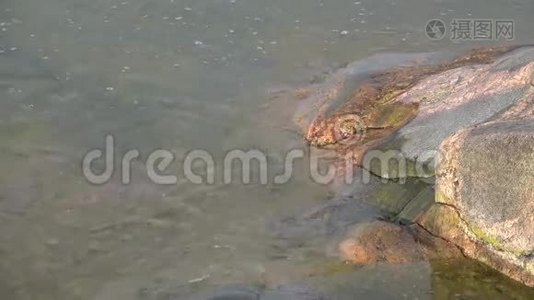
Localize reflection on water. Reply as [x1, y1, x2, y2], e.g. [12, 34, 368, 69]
[0, 0, 533, 299]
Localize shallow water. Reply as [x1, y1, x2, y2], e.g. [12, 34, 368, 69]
[1, 0, 534, 299]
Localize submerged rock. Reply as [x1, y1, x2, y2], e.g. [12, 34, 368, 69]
[338, 221, 425, 265]
[186, 284, 326, 300]
[205, 286, 262, 300]
[269, 168, 434, 244]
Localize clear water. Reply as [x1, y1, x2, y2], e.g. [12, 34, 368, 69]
[0, 0, 533, 299]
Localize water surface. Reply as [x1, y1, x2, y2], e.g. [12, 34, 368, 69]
[1, 0, 534, 299]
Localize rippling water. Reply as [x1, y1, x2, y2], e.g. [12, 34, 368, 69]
[1, 0, 533, 299]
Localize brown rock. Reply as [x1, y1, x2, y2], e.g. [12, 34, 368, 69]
[338, 221, 425, 265]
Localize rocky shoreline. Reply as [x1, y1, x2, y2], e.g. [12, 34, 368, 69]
[294, 46, 534, 286]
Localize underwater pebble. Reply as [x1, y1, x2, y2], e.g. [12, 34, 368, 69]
[188, 274, 210, 283]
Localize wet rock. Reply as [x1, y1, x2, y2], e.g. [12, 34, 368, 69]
[393, 185, 435, 225]
[269, 167, 435, 245]
[298, 47, 516, 144]
[292, 45, 534, 286]
[338, 221, 425, 265]
[295, 46, 533, 180]
[293, 51, 451, 131]
[269, 168, 438, 273]
[181, 285, 262, 300]
[205, 286, 262, 300]
[368, 46, 534, 179]
[422, 118, 534, 286]
[336, 220, 462, 271]
[292, 51, 467, 158]
[188, 284, 325, 300]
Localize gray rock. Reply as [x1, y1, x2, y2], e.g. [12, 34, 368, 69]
[368, 46, 534, 179]
[428, 118, 534, 286]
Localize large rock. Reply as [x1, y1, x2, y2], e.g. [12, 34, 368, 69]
[292, 46, 534, 287]
[295, 47, 503, 162]
[419, 117, 534, 286]
[377, 48, 534, 285]
[295, 46, 534, 180]
[367, 46, 534, 179]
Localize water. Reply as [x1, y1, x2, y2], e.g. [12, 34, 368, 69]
[1, 0, 533, 299]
